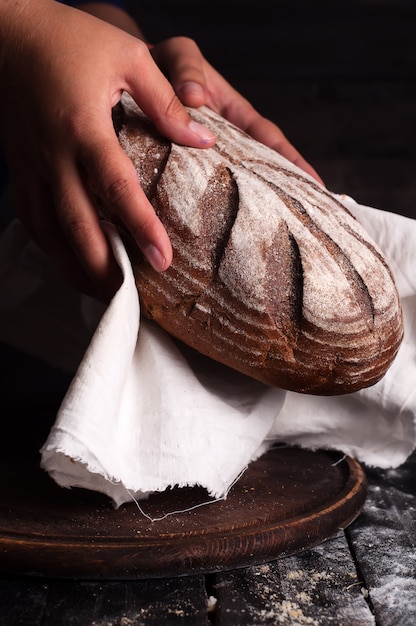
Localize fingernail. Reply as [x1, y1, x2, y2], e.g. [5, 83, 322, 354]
[189, 120, 216, 145]
[145, 244, 168, 272]
[179, 81, 204, 99]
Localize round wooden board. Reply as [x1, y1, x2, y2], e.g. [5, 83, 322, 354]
[0, 446, 367, 579]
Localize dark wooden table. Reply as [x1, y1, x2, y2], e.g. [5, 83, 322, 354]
[1, 447, 415, 624]
[1, 1, 416, 623]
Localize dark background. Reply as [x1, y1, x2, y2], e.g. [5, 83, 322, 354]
[127, 0, 416, 220]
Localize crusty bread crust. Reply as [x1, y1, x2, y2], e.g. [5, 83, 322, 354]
[107, 94, 403, 395]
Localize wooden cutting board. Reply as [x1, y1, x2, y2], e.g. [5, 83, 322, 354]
[0, 445, 366, 579]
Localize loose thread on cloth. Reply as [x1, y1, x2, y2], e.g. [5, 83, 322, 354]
[125, 466, 249, 522]
[332, 453, 347, 466]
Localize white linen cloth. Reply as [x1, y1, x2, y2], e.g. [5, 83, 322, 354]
[1, 195, 415, 507]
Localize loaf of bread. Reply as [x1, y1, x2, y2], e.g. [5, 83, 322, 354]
[107, 93, 403, 395]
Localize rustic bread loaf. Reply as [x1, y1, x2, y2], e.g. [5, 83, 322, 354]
[108, 93, 403, 395]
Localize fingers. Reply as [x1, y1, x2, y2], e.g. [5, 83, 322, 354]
[151, 37, 209, 108]
[54, 160, 123, 293]
[125, 40, 215, 148]
[13, 166, 122, 302]
[1, 7, 219, 301]
[75, 119, 174, 269]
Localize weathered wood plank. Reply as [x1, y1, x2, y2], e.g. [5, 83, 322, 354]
[347, 452, 416, 626]
[41, 576, 209, 626]
[211, 533, 374, 625]
[0, 575, 211, 626]
[0, 577, 48, 626]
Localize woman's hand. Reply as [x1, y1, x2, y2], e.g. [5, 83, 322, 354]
[0, 2, 322, 303]
[151, 36, 323, 185]
[0, 1, 216, 301]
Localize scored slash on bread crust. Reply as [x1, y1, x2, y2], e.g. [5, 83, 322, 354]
[105, 94, 403, 395]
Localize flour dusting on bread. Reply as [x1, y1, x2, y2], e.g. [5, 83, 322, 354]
[106, 93, 403, 394]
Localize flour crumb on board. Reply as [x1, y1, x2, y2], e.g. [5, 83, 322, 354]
[207, 595, 218, 613]
[259, 600, 318, 625]
[286, 568, 332, 586]
[295, 591, 313, 605]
